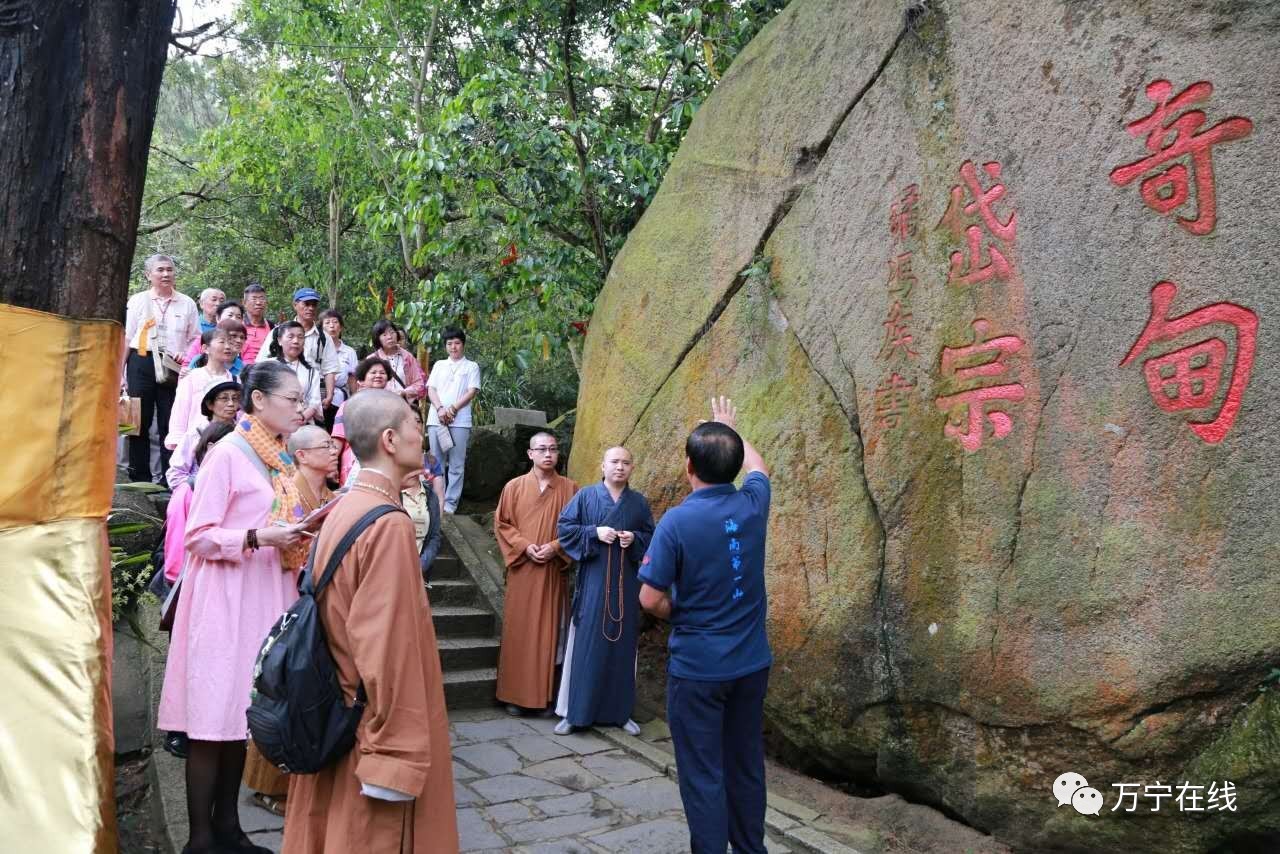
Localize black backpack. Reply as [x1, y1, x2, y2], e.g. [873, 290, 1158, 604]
[246, 504, 404, 774]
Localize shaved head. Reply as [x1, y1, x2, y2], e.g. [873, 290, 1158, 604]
[602, 446, 632, 464]
[528, 431, 557, 449]
[346, 389, 415, 461]
[287, 425, 330, 456]
[601, 444, 635, 486]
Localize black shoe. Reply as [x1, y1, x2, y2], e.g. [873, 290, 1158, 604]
[163, 731, 189, 759]
[213, 829, 274, 854]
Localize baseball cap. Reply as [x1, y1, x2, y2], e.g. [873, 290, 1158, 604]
[292, 287, 321, 303]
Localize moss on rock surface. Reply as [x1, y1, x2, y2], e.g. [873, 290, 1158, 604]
[570, 1, 1280, 850]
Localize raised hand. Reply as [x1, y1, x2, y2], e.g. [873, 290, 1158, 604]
[710, 395, 737, 429]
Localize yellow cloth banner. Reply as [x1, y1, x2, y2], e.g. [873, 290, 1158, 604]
[0, 304, 121, 851]
[0, 518, 115, 850]
[0, 304, 120, 527]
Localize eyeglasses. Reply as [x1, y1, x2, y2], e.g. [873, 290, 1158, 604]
[213, 393, 241, 404]
[268, 392, 305, 408]
[296, 442, 337, 451]
[531, 446, 559, 454]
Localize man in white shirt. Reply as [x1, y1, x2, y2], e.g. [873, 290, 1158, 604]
[426, 327, 482, 514]
[255, 286, 339, 410]
[121, 254, 201, 483]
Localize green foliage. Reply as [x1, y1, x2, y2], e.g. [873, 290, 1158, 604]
[135, 0, 790, 413]
[1260, 668, 1280, 693]
[108, 516, 157, 628]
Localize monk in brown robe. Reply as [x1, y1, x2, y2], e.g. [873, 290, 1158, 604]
[494, 430, 578, 714]
[290, 424, 337, 512]
[283, 391, 458, 854]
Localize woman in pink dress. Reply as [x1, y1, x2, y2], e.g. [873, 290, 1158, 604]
[165, 324, 239, 449]
[158, 361, 311, 854]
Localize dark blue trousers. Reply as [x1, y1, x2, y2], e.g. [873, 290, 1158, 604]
[667, 666, 770, 854]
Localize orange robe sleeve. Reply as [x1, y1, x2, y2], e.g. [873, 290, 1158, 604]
[346, 513, 434, 796]
[494, 478, 533, 571]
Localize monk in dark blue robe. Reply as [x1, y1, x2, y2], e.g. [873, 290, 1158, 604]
[554, 446, 655, 734]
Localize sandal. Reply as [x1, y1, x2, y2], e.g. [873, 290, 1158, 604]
[250, 791, 287, 817]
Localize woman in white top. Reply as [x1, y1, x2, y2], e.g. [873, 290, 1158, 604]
[319, 309, 359, 408]
[269, 320, 323, 424]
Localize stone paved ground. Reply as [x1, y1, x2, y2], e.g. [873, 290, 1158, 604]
[230, 706, 799, 853]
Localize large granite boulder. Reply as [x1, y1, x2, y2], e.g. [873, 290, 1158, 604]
[569, 1, 1280, 851]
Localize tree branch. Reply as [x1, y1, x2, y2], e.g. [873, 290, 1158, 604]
[559, 0, 609, 272]
[169, 21, 233, 56]
[149, 145, 200, 172]
[337, 62, 431, 280]
[645, 23, 696, 144]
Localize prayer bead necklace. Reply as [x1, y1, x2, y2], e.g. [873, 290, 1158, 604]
[603, 544, 625, 643]
[353, 481, 398, 504]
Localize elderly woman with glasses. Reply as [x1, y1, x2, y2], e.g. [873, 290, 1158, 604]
[165, 381, 242, 492]
[331, 355, 392, 484]
[158, 362, 313, 854]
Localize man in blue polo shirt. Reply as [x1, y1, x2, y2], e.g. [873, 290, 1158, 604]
[639, 396, 772, 854]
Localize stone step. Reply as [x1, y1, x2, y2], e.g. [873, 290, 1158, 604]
[437, 636, 501, 671]
[429, 552, 465, 580]
[426, 577, 478, 609]
[431, 605, 495, 638]
[442, 667, 497, 708]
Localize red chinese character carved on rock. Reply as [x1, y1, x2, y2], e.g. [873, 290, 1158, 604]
[880, 300, 919, 361]
[935, 319, 1026, 453]
[1119, 281, 1258, 444]
[1109, 80, 1253, 236]
[937, 161, 1017, 287]
[889, 184, 920, 243]
[874, 372, 916, 430]
[888, 252, 916, 299]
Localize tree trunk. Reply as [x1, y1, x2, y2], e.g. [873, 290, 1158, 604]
[328, 169, 341, 306]
[0, 4, 174, 850]
[0, 0, 175, 318]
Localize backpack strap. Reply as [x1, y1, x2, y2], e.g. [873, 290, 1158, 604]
[301, 503, 405, 599]
[300, 502, 405, 708]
